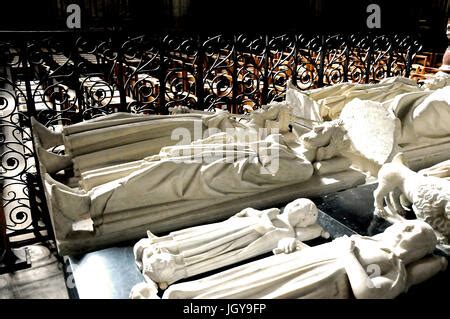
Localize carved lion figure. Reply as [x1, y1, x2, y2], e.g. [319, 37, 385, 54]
[374, 153, 450, 249]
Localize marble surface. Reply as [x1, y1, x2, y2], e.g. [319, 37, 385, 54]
[66, 246, 143, 299]
[313, 182, 392, 237]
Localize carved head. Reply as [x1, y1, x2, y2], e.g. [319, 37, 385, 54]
[284, 198, 319, 227]
[381, 220, 437, 264]
[301, 125, 328, 148]
[142, 251, 178, 284]
[129, 282, 160, 299]
[300, 119, 345, 150]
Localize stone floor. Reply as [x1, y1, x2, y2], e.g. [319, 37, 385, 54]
[0, 244, 68, 299]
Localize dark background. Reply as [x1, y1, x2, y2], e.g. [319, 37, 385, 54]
[0, 0, 448, 50]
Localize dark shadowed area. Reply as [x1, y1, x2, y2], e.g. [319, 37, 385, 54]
[0, 0, 448, 50]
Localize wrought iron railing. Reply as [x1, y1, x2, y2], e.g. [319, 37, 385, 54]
[0, 31, 421, 256]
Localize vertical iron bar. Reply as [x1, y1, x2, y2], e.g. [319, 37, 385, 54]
[0, 189, 12, 267]
[21, 41, 36, 124]
[261, 34, 270, 106]
[71, 30, 84, 123]
[159, 35, 167, 113]
[365, 35, 373, 83]
[317, 35, 326, 88]
[195, 34, 204, 110]
[115, 33, 127, 111]
[405, 50, 413, 78]
[231, 35, 239, 114]
[343, 35, 349, 83]
[404, 38, 419, 78]
[26, 173, 53, 243]
[386, 36, 393, 78]
[292, 34, 299, 88]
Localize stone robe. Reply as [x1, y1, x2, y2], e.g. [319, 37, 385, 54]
[162, 234, 407, 299]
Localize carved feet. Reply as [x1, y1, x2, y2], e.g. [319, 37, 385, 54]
[31, 117, 64, 149]
[36, 145, 72, 174]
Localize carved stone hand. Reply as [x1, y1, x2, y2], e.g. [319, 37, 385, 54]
[275, 237, 301, 254]
[334, 236, 355, 253]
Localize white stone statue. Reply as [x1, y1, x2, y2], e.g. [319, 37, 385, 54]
[46, 132, 316, 229]
[247, 101, 292, 134]
[132, 198, 329, 290]
[155, 220, 446, 299]
[392, 86, 450, 145]
[33, 105, 365, 255]
[340, 98, 400, 167]
[129, 281, 159, 299]
[32, 111, 245, 175]
[40, 114, 355, 238]
[374, 153, 450, 252]
[287, 76, 450, 174]
[300, 119, 352, 175]
[287, 76, 421, 121]
[32, 103, 300, 175]
[421, 71, 450, 90]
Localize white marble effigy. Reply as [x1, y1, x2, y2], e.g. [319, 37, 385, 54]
[131, 198, 329, 290]
[32, 103, 365, 255]
[286, 75, 450, 175]
[153, 220, 447, 299]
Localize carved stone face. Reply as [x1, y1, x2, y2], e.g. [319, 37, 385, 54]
[143, 251, 178, 283]
[301, 120, 345, 150]
[284, 198, 318, 227]
[301, 126, 328, 146]
[381, 220, 437, 264]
